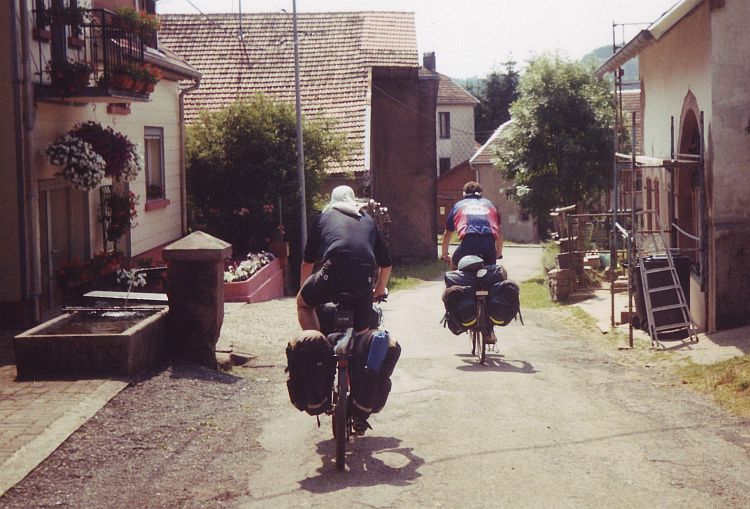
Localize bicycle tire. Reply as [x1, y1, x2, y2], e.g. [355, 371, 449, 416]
[334, 369, 348, 471]
[476, 299, 486, 364]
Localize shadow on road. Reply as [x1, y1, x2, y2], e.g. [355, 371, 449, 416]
[454, 353, 537, 373]
[298, 436, 424, 493]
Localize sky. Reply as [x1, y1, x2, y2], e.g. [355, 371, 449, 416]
[156, 0, 680, 79]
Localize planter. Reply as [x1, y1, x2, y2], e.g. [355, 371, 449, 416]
[110, 73, 133, 90]
[224, 258, 283, 303]
[143, 82, 156, 94]
[131, 79, 144, 93]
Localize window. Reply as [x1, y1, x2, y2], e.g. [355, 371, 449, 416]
[521, 211, 530, 222]
[439, 158, 451, 175]
[144, 127, 166, 205]
[439, 112, 451, 139]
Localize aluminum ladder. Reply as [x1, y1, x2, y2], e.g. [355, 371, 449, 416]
[634, 212, 699, 349]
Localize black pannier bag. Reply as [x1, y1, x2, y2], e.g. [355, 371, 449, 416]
[285, 330, 335, 415]
[488, 279, 520, 326]
[316, 302, 380, 336]
[444, 269, 477, 289]
[482, 264, 507, 286]
[348, 329, 401, 420]
[442, 284, 477, 334]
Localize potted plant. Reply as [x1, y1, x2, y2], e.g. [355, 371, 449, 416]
[129, 64, 147, 92]
[139, 12, 161, 31]
[104, 190, 139, 242]
[49, 59, 93, 95]
[141, 63, 162, 94]
[69, 121, 142, 182]
[112, 6, 141, 31]
[109, 63, 134, 90]
[45, 134, 106, 191]
[44, 5, 87, 26]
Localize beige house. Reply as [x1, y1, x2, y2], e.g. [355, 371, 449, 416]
[470, 121, 538, 243]
[0, 0, 199, 328]
[422, 52, 479, 176]
[596, 0, 750, 332]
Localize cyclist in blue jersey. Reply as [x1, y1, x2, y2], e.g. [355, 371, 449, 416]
[440, 181, 503, 269]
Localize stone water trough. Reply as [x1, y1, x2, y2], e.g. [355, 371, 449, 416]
[14, 306, 168, 379]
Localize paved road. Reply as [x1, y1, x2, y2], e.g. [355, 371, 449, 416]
[234, 248, 750, 508]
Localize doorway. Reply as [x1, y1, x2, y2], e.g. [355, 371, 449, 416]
[38, 181, 86, 318]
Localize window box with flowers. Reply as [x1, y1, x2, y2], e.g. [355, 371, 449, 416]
[223, 252, 284, 303]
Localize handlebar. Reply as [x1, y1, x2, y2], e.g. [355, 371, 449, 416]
[374, 289, 388, 303]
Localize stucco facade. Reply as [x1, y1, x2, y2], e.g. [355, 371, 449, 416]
[604, 0, 750, 332]
[1, 0, 199, 328]
[436, 104, 476, 172]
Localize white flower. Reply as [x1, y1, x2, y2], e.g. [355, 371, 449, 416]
[45, 135, 105, 191]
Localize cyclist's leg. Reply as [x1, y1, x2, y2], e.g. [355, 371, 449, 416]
[298, 264, 335, 330]
[450, 239, 470, 268]
[477, 235, 498, 265]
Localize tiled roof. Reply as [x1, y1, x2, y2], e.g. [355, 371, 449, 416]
[437, 73, 478, 105]
[159, 11, 419, 175]
[470, 120, 512, 166]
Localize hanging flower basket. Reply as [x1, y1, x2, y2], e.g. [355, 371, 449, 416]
[69, 121, 142, 182]
[104, 190, 139, 241]
[45, 134, 106, 191]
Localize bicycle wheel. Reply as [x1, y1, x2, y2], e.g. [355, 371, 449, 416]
[476, 300, 486, 364]
[334, 368, 348, 471]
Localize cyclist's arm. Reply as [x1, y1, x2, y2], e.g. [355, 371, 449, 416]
[441, 230, 452, 261]
[373, 265, 391, 298]
[495, 226, 504, 259]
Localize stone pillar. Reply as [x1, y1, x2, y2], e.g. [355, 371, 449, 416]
[162, 231, 232, 368]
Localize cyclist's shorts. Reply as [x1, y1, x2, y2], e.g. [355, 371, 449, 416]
[300, 258, 375, 331]
[451, 234, 497, 267]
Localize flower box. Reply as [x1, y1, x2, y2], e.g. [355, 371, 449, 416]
[224, 258, 283, 303]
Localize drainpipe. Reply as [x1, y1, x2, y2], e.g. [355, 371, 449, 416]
[16, 0, 41, 323]
[178, 78, 200, 235]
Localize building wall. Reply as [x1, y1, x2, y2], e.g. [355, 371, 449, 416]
[436, 161, 474, 230]
[32, 81, 184, 259]
[708, 1, 750, 328]
[371, 67, 438, 260]
[639, 4, 711, 161]
[638, 2, 712, 329]
[436, 104, 475, 173]
[475, 163, 538, 244]
[0, 1, 23, 309]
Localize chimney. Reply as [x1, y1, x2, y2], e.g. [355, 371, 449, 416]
[423, 52, 436, 71]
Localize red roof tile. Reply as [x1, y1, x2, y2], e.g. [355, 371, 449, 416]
[159, 11, 419, 174]
[437, 73, 478, 105]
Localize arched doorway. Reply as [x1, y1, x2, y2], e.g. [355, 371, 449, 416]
[676, 101, 700, 264]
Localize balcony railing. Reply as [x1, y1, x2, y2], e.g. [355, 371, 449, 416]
[32, 2, 159, 102]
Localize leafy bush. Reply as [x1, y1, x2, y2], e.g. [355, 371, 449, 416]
[186, 95, 347, 257]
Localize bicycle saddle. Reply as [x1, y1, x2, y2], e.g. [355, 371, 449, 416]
[457, 255, 484, 272]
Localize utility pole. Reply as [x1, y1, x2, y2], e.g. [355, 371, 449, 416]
[293, 0, 307, 251]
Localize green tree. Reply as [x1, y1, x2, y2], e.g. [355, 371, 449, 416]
[186, 95, 347, 260]
[494, 54, 614, 224]
[466, 61, 519, 144]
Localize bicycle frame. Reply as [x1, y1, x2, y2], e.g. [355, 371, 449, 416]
[469, 290, 490, 364]
[325, 293, 386, 471]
